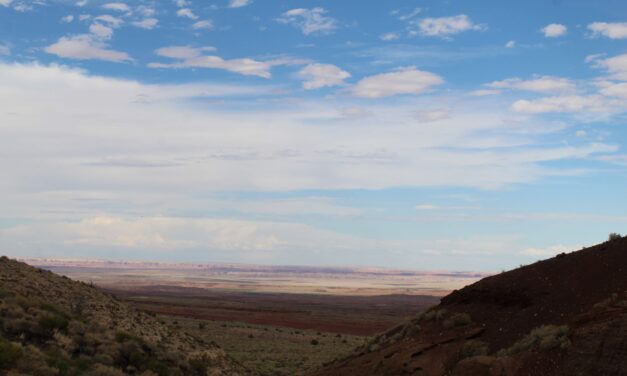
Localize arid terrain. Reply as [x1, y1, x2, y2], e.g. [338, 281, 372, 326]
[22, 260, 482, 335]
[314, 236, 627, 376]
[4, 236, 627, 375]
[16, 259, 482, 374]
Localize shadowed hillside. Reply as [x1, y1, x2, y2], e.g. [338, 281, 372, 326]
[313, 236, 627, 376]
[0, 256, 254, 376]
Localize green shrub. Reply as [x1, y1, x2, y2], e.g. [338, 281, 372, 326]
[423, 309, 447, 322]
[0, 337, 23, 369]
[38, 313, 69, 335]
[443, 313, 472, 329]
[460, 340, 488, 359]
[498, 325, 570, 356]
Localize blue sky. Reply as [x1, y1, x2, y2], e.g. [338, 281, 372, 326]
[1, 0, 627, 271]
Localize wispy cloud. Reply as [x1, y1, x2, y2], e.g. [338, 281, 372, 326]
[228, 0, 252, 8]
[277, 8, 337, 36]
[298, 63, 350, 89]
[45, 35, 131, 62]
[102, 2, 129, 12]
[351, 66, 443, 98]
[410, 14, 485, 38]
[176, 8, 197, 20]
[149, 46, 303, 78]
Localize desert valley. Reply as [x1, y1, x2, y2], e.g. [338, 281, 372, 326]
[3, 0, 627, 374]
[3, 235, 627, 375]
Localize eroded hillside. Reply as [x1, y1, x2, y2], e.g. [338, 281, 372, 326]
[313, 236, 627, 376]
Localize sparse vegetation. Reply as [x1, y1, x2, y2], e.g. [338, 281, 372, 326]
[0, 257, 249, 376]
[422, 308, 447, 322]
[497, 325, 570, 356]
[608, 232, 622, 241]
[460, 340, 489, 359]
[443, 312, 472, 329]
[166, 317, 367, 376]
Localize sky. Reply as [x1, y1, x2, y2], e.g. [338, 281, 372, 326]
[1, 0, 627, 271]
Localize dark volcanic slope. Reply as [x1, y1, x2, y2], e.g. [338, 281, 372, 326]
[313, 237, 627, 376]
[0, 256, 254, 376]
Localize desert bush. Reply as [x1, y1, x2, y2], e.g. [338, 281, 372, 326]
[498, 325, 570, 356]
[460, 340, 489, 359]
[608, 232, 622, 241]
[423, 308, 447, 322]
[84, 364, 126, 376]
[0, 337, 23, 369]
[443, 313, 472, 329]
[38, 313, 69, 336]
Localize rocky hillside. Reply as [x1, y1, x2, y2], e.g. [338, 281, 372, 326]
[0, 256, 254, 376]
[313, 236, 627, 376]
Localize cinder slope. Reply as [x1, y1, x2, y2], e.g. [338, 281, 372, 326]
[0, 256, 255, 375]
[313, 237, 627, 376]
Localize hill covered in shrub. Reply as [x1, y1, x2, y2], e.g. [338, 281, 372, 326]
[0, 256, 254, 376]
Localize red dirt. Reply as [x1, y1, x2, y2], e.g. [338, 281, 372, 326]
[313, 237, 627, 375]
[108, 287, 439, 336]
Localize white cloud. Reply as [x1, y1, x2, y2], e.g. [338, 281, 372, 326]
[76, 0, 87, 6]
[415, 204, 439, 210]
[192, 20, 213, 30]
[587, 22, 627, 39]
[486, 76, 576, 93]
[505, 40, 515, 48]
[0, 62, 617, 197]
[339, 106, 372, 119]
[575, 130, 587, 137]
[176, 8, 197, 20]
[154, 45, 216, 59]
[598, 81, 627, 98]
[0, 0, 12, 7]
[136, 5, 155, 17]
[380, 32, 400, 41]
[94, 14, 123, 27]
[414, 108, 450, 122]
[133, 18, 159, 30]
[45, 35, 131, 62]
[277, 7, 337, 36]
[0, 44, 9, 56]
[351, 66, 443, 98]
[541, 23, 567, 38]
[102, 2, 129, 12]
[511, 95, 614, 114]
[470, 89, 501, 96]
[228, 0, 251, 8]
[174, 0, 188, 7]
[61, 15, 74, 23]
[298, 63, 350, 90]
[89, 23, 114, 39]
[396, 7, 421, 21]
[12, 2, 31, 12]
[149, 46, 299, 78]
[412, 14, 484, 38]
[594, 53, 627, 80]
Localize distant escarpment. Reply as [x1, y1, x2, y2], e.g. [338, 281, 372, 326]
[0, 256, 254, 376]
